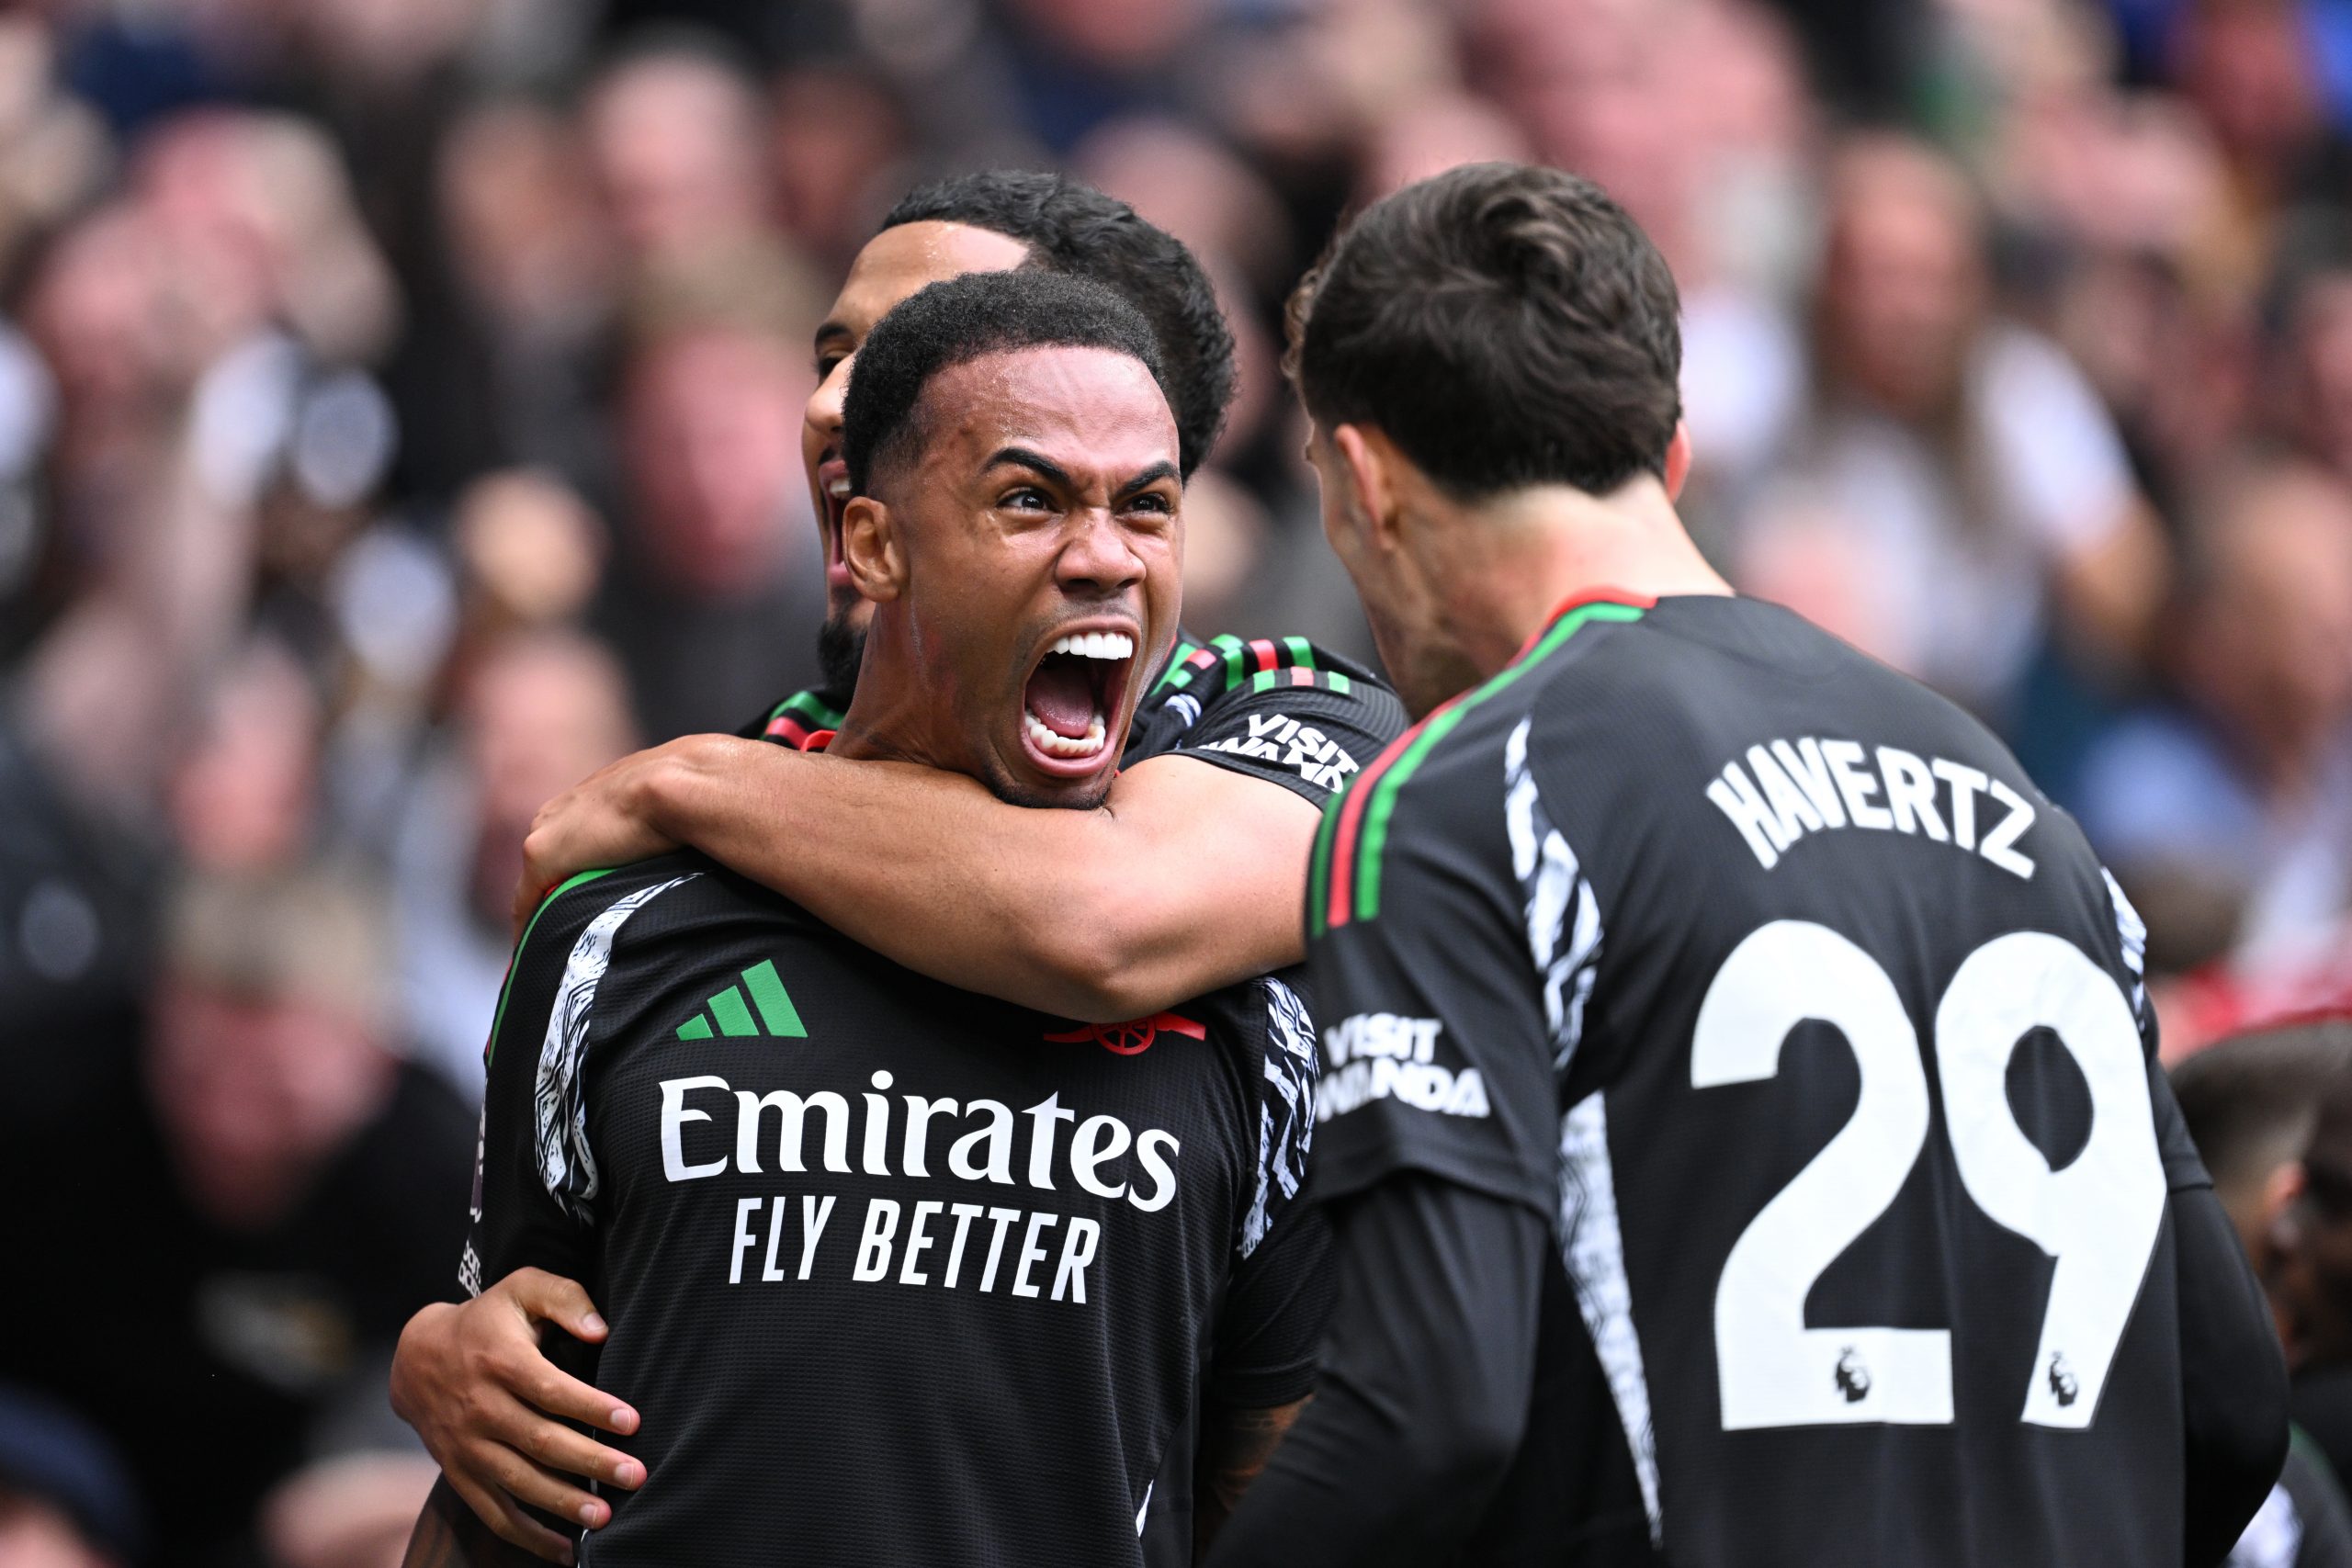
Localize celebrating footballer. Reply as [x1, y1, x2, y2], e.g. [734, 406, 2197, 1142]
[390, 164, 2291, 1568]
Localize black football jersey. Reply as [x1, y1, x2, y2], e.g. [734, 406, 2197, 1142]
[467, 853, 1335, 1565]
[1306, 591, 2217, 1566]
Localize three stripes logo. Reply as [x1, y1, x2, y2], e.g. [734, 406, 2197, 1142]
[677, 959, 807, 1040]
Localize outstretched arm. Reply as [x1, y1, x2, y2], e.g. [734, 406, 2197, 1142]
[518, 737, 1320, 1021]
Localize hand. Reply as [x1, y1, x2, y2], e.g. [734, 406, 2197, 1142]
[390, 1271, 646, 1563]
[513, 742, 700, 936]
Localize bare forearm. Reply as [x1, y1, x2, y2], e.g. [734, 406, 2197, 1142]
[645, 739, 1310, 1020]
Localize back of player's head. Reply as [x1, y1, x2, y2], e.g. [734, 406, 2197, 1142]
[842, 268, 1169, 496]
[1286, 162, 1682, 502]
[881, 171, 1231, 477]
[2173, 1019, 2352, 1201]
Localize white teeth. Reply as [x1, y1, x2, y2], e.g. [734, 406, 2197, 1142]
[1048, 631, 1134, 660]
[826, 478, 852, 500]
[1025, 713, 1108, 759]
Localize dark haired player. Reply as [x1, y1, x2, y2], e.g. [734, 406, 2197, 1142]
[1207, 163, 2288, 1567]
[2169, 1024, 2352, 1568]
[405, 271, 1331, 1568]
[392, 172, 1400, 1560]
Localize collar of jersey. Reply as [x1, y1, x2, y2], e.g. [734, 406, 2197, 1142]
[1522, 587, 1657, 657]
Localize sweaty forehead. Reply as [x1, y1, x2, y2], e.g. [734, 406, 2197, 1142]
[827, 221, 1033, 340]
[914, 346, 1177, 479]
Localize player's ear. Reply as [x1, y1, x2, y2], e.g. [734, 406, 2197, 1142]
[841, 494, 904, 603]
[1332, 423, 1400, 551]
[1664, 420, 1694, 502]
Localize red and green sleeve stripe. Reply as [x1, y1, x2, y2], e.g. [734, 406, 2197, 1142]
[1312, 594, 1648, 934]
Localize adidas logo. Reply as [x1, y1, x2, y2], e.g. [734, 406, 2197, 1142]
[677, 960, 807, 1040]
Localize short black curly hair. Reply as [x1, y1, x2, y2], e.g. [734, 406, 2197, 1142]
[1288, 163, 1682, 502]
[882, 171, 1232, 477]
[842, 269, 1170, 498]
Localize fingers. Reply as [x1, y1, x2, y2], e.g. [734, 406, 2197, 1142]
[503, 1268, 609, 1344]
[510, 1357, 641, 1444]
[484, 1272, 639, 1439]
[447, 1471, 577, 1566]
[470, 1435, 616, 1531]
[487, 1393, 645, 1490]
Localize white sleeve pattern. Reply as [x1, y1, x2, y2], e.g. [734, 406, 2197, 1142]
[533, 874, 699, 1222]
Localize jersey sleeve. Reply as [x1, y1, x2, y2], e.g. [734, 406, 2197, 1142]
[1306, 743, 1559, 1216]
[1154, 639, 1408, 811]
[458, 869, 656, 1299]
[1204, 976, 1336, 1408]
[2101, 864, 2212, 1191]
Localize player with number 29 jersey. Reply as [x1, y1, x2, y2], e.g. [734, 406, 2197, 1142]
[1300, 588, 2282, 1566]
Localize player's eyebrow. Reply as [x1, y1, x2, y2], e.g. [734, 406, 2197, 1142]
[1114, 461, 1180, 500]
[985, 446, 1074, 489]
[813, 320, 854, 355]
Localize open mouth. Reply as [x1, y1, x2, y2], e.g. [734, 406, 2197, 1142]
[1020, 627, 1137, 774]
[817, 453, 853, 592]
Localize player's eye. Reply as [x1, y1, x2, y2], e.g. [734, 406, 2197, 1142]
[1125, 491, 1173, 517]
[815, 352, 846, 380]
[1001, 486, 1054, 512]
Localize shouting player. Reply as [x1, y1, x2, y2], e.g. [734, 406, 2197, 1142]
[406, 270, 1329, 1568]
[391, 174, 1401, 1561]
[1204, 163, 2289, 1567]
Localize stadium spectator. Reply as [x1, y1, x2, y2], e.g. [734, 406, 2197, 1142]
[2268, 234, 2352, 490]
[2079, 459, 2352, 976]
[393, 628, 637, 1097]
[596, 265, 827, 739]
[580, 33, 779, 275]
[405, 97, 614, 498]
[1736, 134, 2169, 729]
[766, 62, 911, 272]
[3, 868, 469, 1563]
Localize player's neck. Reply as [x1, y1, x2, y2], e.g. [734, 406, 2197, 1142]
[1440, 476, 1731, 680]
[826, 666, 955, 772]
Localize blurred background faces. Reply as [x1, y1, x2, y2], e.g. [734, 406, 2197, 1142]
[0, 0, 2348, 1562]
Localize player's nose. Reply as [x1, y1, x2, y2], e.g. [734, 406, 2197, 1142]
[1054, 507, 1147, 600]
[805, 354, 852, 440]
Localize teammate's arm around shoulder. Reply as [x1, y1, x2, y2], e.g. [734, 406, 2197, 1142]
[392, 871, 664, 1563]
[515, 649, 1407, 1021]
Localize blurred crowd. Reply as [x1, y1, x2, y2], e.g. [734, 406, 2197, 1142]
[0, 0, 2348, 1561]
